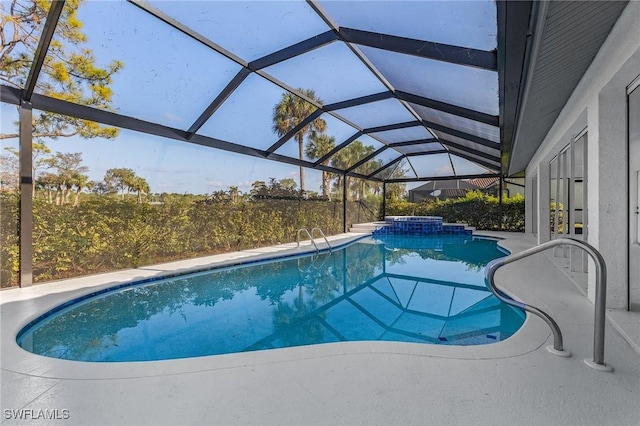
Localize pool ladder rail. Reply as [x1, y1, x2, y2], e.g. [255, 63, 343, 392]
[296, 227, 333, 254]
[484, 237, 612, 372]
[297, 249, 331, 274]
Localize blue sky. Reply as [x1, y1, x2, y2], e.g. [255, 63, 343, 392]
[1, 0, 498, 195]
[1, 103, 317, 195]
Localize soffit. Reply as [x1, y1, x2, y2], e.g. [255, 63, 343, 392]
[508, 0, 629, 175]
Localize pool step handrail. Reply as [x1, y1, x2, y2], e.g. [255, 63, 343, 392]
[297, 254, 317, 273]
[310, 227, 332, 253]
[310, 251, 331, 270]
[484, 237, 612, 372]
[298, 250, 330, 273]
[296, 228, 319, 253]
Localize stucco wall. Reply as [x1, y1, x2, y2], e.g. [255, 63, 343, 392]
[524, 1, 640, 308]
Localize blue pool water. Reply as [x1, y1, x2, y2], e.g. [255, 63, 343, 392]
[17, 235, 525, 362]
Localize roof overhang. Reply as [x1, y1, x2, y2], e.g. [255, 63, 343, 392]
[504, 0, 630, 176]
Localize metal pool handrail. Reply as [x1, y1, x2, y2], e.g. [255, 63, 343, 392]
[296, 228, 319, 253]
[484, 238, 612, 372]
[310, 227, 332, 253]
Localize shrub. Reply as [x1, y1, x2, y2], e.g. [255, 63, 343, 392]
[11, 195, 381, 285]
[386, 191, 525, 231]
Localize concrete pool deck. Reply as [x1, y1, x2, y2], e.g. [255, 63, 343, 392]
[1, 231, 639, 425]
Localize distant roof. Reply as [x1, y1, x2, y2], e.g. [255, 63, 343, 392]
[467, 177, 499, 189]
[410, 180, 480, 194]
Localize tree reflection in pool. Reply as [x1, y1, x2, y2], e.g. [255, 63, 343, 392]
[17, 235, 525, 362]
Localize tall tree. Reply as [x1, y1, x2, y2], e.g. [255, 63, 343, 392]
[36, 171, 59, 204]
[272, 89, 326, 193]
[43, 151, 87, 205]
[305, 133, 335, 199]
[5, 142, 51, 196]
[278, 178, 297, 192]
[1, 0, 123, 140]
[129, 175, 150, 204]
[330, 140, 373, 200]
[249, 180, 268, 200]
[355, 158, 384, 197]
[228, 185, 239, 203]
[386, 164, 409, 201]
[103, 167, 134, 198]
[70, 172, 92, 206]
[0, 152, 18, 192]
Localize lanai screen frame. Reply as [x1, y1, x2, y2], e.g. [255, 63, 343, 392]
[0, 0, 532, 287]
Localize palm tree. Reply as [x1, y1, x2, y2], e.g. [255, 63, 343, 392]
[306, 133, 335, 198]
[104, 167, 135, 198]
[357, 159, 384, 196]
[228, 185, 239, 203]
[273, 89, 326, 193]
[130, 176, 150, 204]
[386, 164, 409, 201]
[70, 172, 90, 206]
[36, 171, 59, 204]
[330, 140, 369, 200]
[43, 152, 88, 205]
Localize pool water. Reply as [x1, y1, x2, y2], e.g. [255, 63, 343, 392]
[17, 235, 525, 362]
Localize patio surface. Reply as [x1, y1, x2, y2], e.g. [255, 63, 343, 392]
[1, 231, 639, 425]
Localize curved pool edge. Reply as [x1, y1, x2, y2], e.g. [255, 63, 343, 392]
[14, 234, 373, 345]
[8, 234, 365, 335]
[1, 231, 551, 381]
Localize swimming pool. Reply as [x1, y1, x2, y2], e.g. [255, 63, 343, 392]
[17, 235, 525, 362]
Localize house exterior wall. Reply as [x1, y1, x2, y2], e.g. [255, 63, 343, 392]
[524, 1, 640, 308]
[504, 181, 525, 198]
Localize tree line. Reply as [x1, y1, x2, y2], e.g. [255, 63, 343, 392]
[0, 146, 150, 204]
[0, 145, 396, 204]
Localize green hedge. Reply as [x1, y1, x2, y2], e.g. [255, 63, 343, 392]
[0, 193, 19, 287]
[2, 190, 522, 288]
[386, 191, 525, 232]
[1, 195, 380, 286]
